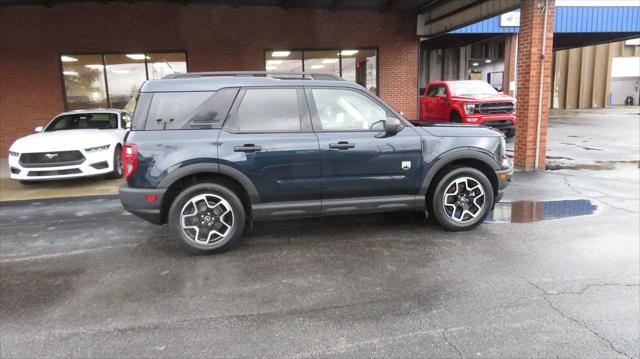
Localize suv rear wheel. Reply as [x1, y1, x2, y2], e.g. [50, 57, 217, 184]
[168, 183, 246, 254]
[430, 167, 494, 231]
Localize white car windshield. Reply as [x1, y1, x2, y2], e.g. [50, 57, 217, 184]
[45, 113, 118, 131]
[448, 81, 498, 96]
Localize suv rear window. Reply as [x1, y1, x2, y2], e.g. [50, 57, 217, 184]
[143, 88, 238, 130]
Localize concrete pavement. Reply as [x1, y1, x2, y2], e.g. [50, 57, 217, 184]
[1, 163, 638, 357]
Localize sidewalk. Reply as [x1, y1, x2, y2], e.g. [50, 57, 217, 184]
[0, 158, 122, 202]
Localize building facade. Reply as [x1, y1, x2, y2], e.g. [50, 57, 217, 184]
[0, 2, 419, 154]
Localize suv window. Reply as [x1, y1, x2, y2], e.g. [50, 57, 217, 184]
[144, 88, 238, 130]
[311, 88, 387, 131]
[236, 89, 301, 132]
[427, 84, 447, 97]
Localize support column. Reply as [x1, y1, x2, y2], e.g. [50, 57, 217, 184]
[514, 0, 555, 171]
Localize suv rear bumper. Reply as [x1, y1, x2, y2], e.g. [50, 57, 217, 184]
[119, 184, 166, 224]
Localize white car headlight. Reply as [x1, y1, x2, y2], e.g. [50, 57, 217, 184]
[464, 103, 477, 115]
[85, 144, 110, 153]
[8, 151, 19, 157]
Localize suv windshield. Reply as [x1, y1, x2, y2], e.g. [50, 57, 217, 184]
[45, 113, 118, 131]
[448, 81, 498, 96]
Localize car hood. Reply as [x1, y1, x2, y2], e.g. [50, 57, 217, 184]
[451, 93, 514, 102]
[10, 129, 119, 153]
[417, 124, 503, 137]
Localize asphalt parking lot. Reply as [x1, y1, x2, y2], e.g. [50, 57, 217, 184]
[1, 109, 639, 358]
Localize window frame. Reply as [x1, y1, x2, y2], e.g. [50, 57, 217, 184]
[304, 86, 404, 133]
[223, 87, 313, 134]
[264, 47, 379, 94]
[58, 50, 189, 111]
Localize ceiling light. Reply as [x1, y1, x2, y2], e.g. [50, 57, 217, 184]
[485, 59, 492, 63]
[272, 51, 291, 58]
[61, 56, 78, 62]
[321, 59, 339, 64]
[267, 60, 283, 65]
[85, 64, 104, 70]
[310, 65, 325, 69]
[63, 71, 79, 76]
[472, 62, 479, 67]
[126, 54, 148, 60]
[265, 65, 278, 71]
[340, 50, 359, 56]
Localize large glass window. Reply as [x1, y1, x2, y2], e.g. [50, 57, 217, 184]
[311, 88, 387, 131]
[265, 50, 303, 73]
[304, 50, 340, 77]
[237, 89, 300, 132]
[264, 48, 378, 94]
[60, 52, 187, 111]
[60, 55, 108, 110]
[104, 54, 147, 111]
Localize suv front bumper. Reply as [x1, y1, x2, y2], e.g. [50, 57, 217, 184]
[495, 159, 514, 202]
[119, 184, 166, 224]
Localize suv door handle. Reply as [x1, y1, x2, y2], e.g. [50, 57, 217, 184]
[234, 144, 262, 153]
[329, 142, 355, 150]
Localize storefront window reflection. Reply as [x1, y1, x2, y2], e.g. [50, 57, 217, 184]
[265, 48, 377, 94]
[60, 52, 187, 111]
[60, 55, 108, 110]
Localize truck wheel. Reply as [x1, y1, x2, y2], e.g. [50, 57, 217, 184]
[450, 112, 462, 123]
[430, 167, 494, 231]
[106, 145, 123, 179]
[168, 182, 246, 254]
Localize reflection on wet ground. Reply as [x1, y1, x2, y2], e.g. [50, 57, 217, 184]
[487, 199, 598, 223]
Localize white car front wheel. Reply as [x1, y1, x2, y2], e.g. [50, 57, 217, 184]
[106, 145, 123, 179]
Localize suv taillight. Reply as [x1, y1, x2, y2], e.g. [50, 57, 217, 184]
[123, 144, 138, 179]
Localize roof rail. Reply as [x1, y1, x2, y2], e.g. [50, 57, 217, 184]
[162, 71, 344, 81]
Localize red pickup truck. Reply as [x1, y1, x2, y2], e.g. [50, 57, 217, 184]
[418, 80, 516, 137]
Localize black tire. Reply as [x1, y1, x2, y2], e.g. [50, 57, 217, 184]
[168, 182, 246, 254]
[429, 167, 494, 231]
[106, 145, 123, 179]
[19, 180, 40, 185]
[450, 112, 462, 123]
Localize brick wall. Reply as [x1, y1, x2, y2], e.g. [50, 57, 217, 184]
[0, 3, 419, 155]
[514, 0, 555, 170]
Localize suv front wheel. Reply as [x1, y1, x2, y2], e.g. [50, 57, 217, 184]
[168, 183, 246, 254]
[430, 167, 494, 231]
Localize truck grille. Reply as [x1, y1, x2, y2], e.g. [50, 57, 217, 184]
[19, 150, 85, 168]
[478, 102, 514, 114]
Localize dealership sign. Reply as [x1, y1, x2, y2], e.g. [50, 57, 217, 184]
[500, 11, 520, 27]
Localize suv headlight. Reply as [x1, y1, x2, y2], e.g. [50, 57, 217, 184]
[8, 151, 19, 157]
[85, 144, 110, 153]
[464, 103, 477, 115]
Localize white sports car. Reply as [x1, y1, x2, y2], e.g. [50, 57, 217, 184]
[8, 109, 130, 184]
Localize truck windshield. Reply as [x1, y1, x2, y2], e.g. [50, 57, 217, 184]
[45, 113, 118, 131]
[448, 81, 498, 96]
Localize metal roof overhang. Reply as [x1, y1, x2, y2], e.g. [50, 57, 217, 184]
[416, 0, 520, 37]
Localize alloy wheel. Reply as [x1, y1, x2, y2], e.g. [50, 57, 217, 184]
[180, 194, 234, 245]
[442, 176, 486, 223]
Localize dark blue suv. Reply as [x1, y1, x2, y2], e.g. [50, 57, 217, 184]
[119, 72, 513, 254]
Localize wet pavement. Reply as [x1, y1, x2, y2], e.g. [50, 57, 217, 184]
[1, 163, 638, 357]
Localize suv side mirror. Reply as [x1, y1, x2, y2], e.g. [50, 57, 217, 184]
[436, 94, 448, 101]
[384, 117, 402, 134]
[34, 126, 43, 133]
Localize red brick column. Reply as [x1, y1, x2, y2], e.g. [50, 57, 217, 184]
[514, 0, 555, 171]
